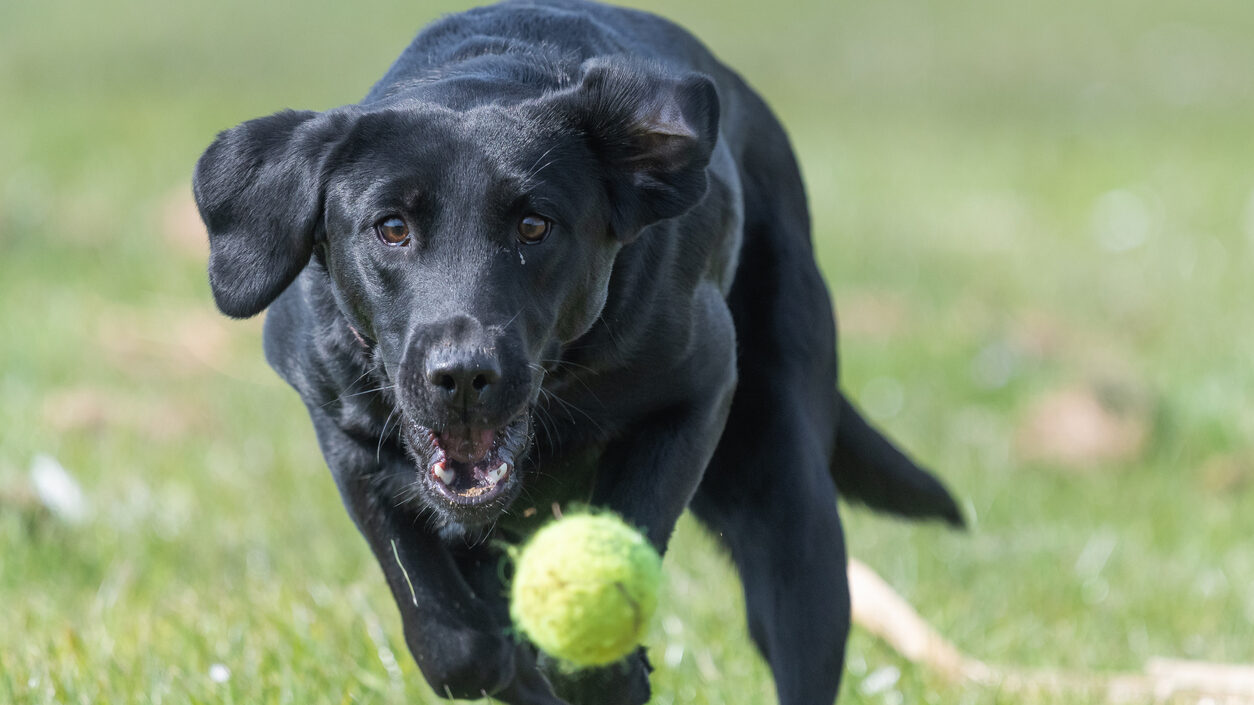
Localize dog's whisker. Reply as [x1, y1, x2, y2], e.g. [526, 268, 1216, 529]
[538, 358, 605, 407]
[334, 384, 397, 404]
[521, 143, 561, 184]
[539, 358, 597, 376]
[547, 390, 578, 427]
[377, 407, 399, 463]
[320, 367, 384, 408]
[391, 482, 412, 505]
[531, 398, 558, 451]
[521, 158, 561, 188]
[537, 383, 603, 436]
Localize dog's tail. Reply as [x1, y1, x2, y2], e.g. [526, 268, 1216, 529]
[832, 393, 964, 527]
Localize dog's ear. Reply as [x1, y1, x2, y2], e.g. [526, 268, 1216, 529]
[193, 109, 351, 318]
[562, 61, 720, 240]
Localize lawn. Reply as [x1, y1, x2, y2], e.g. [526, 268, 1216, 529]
[2, 0, 1252, 703]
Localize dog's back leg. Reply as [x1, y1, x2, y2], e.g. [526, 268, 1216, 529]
[691, 385, 849, 705]
[691, 176, 850, 703]
[687, 96, 858, 702]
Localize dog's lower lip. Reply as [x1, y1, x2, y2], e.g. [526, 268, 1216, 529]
[432, 458, 512, 498]
[406, 418, 526, 507]
[427, 453, 513, 505]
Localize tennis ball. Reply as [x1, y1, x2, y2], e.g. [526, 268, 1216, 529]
[510, 512, 662, 667]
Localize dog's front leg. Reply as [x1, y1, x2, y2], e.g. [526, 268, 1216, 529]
[544, 291, 737, 705]
[593, 287, 738, 552]
[594, 382, 736, 551]
[548, 371, 735, 705]
[307, 410, 567, 705]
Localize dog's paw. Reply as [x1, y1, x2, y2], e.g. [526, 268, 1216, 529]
[415, 631, 521, 699]
[418, 634, 577, 704]
[488, 643, 572, 705]
[538, 648, 652, 705]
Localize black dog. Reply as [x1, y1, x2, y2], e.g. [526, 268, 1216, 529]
[194, 1, 962, 702]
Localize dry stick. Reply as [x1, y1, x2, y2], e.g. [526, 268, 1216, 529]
[847, 558, 1254, 704]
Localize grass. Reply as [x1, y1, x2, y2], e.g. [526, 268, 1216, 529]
[2, 0, 1253, 703]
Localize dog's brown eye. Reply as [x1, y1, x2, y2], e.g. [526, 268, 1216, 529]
[376, 217, 411, 246]
[517, 215, 551, 244]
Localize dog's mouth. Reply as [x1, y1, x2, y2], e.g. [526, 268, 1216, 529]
[404, 415, 529, 507]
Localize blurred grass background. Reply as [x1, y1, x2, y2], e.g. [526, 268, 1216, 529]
[2, 0, 1252, 703]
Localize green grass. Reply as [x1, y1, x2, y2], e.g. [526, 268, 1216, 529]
[3, 0, 1253, 703]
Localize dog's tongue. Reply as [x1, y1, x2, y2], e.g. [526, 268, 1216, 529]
[439, 428, 496, 464]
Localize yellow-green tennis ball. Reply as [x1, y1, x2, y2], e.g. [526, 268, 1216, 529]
[510, 512, 662, 668]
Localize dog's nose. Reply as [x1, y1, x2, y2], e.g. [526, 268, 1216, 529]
[424, 350, 502, 409]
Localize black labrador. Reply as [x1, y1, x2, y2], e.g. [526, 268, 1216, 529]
[193, 1, 962, 703]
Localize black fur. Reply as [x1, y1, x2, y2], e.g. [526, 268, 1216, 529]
[194, 1, 962, 703]
[832, 396, 965, 526]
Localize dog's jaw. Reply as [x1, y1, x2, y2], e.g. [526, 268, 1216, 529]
[400, 412, 531, 528]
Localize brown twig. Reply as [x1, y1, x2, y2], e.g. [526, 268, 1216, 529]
[847, 558, 1254, 703]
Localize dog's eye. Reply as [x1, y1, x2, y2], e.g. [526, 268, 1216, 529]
[375, 217, 411, 246]
[517, 215, 551, 244]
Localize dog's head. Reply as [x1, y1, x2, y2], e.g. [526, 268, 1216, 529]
[194, 60, 719, 528]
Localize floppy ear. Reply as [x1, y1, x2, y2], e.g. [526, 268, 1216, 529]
[563, 60, 720, 240]
[193, 109, 350, 318]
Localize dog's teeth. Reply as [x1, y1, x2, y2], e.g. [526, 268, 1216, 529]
[433, 462, 455, 486]
[487, 462, 509, 484]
